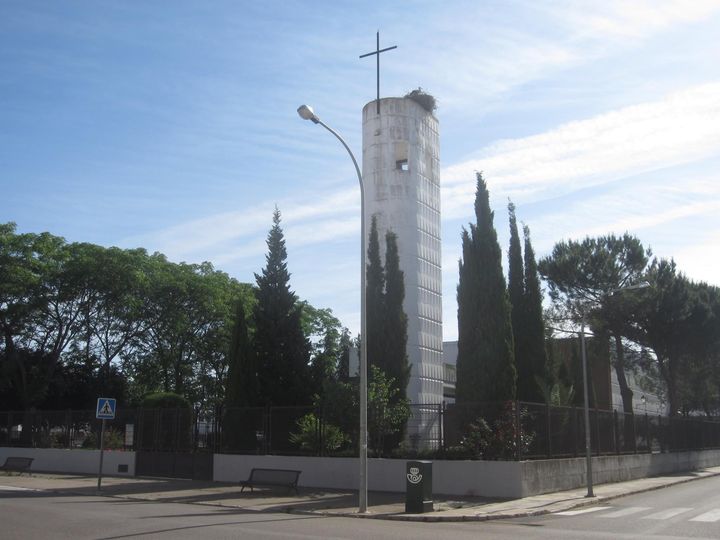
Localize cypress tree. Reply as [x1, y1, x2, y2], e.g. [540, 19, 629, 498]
[253, 208, 312, 406]
[507, 201, 529, 400]
[366, 215, 385, 376]
[383, 230, 410, 400]
[225, 299, 257, 406]
[456, 173, 516, 405]
[522, 224, 551, 402]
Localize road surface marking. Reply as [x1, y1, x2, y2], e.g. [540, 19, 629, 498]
[690, 509, 720, 523]
[0, 485, 35, 491]
[556, 506, 613, 516]
[642, 508, 693, 520]
[599, 506, 652, 518]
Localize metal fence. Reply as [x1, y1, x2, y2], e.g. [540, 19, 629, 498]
[2, 402, 719, 460]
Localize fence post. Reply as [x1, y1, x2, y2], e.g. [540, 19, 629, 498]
[514, 401, 522, 461]
[613, 410, 619, 454]
[573, 407, 578, 457]
[65, 409, 72, 449]
[317, 406, 323, 457]
[265, 406, 271, 455]
[645, 413, 650, 452]
[439, 403, 444, 455]
[546, 403, 552, 459]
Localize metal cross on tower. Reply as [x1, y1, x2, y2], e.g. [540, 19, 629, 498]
[359, 31, 397, 115]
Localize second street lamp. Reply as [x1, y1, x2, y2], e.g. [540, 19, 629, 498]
[578, 280, 650, 498]
[296, 105, 369, 514]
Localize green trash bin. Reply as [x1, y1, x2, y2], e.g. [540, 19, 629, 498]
[405, 460, 433, 513]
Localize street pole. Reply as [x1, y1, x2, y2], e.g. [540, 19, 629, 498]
[297, 105, 368, 513]
[97, 418, 106, 491]
[579, 311, 594, 497]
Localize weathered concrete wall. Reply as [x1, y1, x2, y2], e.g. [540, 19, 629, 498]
[521, 450, 720, 496]
[0, 447, 135, 476]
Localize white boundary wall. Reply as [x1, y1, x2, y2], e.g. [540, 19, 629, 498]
[3, 447, 718, 498]
[0, 447, 135, 476]
[215, 450, 720, 498]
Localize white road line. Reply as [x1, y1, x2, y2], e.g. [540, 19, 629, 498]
[555, 506, 613, 516]
[690, 509, 720, 523]
[599, 506, 652, 518]
[0, 485, 35, 491]
[642, 507, 693, 520]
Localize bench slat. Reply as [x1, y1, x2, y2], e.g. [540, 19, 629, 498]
[1, 457, 34, 476]
[240, 468, 301, 494]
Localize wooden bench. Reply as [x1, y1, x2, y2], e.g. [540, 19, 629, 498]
[0, 457, 34, 476]
[240, 468, 301, 494]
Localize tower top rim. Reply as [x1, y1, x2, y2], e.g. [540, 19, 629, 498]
[362, 97, 438, 119]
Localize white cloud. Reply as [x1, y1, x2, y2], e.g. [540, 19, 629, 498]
[121, 188, 360, 262]
[561, 0, 720, 40]
[674, 232, 720, 285]
[441, 83, 720, 218]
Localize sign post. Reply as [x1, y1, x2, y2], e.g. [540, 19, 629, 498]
[95, 398, 116, 491]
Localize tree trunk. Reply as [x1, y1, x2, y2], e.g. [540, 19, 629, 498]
[613, 333, 636, 451]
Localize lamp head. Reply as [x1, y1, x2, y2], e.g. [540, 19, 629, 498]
[297, 104, 319, 124]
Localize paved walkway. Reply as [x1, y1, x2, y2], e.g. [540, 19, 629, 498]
[2, 467, 719, 522]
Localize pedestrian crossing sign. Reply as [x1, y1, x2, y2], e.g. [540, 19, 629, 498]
[96, 398, 117, 419]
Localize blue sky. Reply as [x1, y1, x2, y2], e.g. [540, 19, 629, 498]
[3, 1, 719, 340]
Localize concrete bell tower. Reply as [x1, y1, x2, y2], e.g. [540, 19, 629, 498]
[361, 97, 443, 408]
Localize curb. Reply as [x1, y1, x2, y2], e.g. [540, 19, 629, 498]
[285, 469, 720, 522]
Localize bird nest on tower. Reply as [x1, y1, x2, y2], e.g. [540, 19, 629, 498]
[404, 88, 437, 112]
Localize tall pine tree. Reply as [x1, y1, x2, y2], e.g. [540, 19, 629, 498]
[522, 224, 551, 402]
[225, 299, 257, 406]
[253, 208, 312, 406]
[366, 216, 386, 376]
[456, 173, 516, 404]
[383, 230, 410, 401]
[507, 201, 529, 400]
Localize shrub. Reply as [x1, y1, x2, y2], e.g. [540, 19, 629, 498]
[290, 413, 349, 454]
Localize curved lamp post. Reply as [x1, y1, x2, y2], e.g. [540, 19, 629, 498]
[578, 280, 650, 498]
[296, 105, 368, 514]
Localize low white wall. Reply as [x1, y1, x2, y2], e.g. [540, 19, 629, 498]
[216, 449, 720, 498]
[4, 447, 718, 498]
[0, 447, 135, 476]
[214, 454, 525, 498]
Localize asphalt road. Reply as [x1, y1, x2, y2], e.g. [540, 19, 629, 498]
[2, 475, 719, 539]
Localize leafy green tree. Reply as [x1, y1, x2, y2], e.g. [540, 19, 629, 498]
[0, 224, 81, 408]
[127, 256, 241, 412]
[538, 233, 650, 418]
[456, 173, 516, 404]
[82, 246, 150, 390]
[628, 259, 720, 416]
[253, 208, 312, 406]
[300, 302, 345, 394]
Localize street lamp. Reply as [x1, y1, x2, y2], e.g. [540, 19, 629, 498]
[296, 105, 368, 514]
[578, 281, 649, 498]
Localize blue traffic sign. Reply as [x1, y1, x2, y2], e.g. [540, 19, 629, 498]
[96, 398, 117, 419]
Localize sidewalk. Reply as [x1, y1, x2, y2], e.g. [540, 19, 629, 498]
[2, 466, 719, 522]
